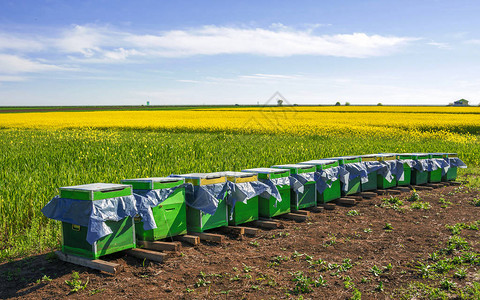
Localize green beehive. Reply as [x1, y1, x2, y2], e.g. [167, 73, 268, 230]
[222, 171, 259, 226]
[400, 153, 429, 185]
[271, 164, 317, 210]
[396, 153, 413, 186]
[59, 183, 135, 259]
[330, 156, 362, 196]
[359, 154, 379, 191]
[121, 177, 187, 241]
[439, 153, 460, 181]
[242, 168, 291, 218]
[299, 159, 341, 203]
[428, 153, 444, 183]
[376, 154, 398, 189]
[175, 173, 228, 232]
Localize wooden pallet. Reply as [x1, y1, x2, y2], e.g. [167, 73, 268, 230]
[385, 189, 401, 195]
[55, 251, 123, 274]
[308, 205, 325, 213]
[173, 234, 201, 245]
[173, 234, 200, 246]
[216, 226, 258, 237]
[291, 209, 311, 216]
[137, 240, 181, 252]
[392, 186, 412, 193]
[243, 227, 259, 236]
[278, 213, 308, 222]
[217, 226, 245, 236]
[335, 198, 356, 206]
[309, 206, 325, 213]
[125, 248, 168, 263]
[426, 183, 445, 188]
[319, 203, 336, 210]
[448, 181, 462, 186]
[412, 185, 434, 191]
[248, 219, 280, 229]
[376, 189, 387, 195]
[188, 232, 225, 243]
[345, 195, 363, 201]
[359, 192, 377, 199]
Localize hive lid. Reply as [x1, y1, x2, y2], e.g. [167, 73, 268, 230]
[271, 164, 315, 169]
[174, 172, 225, 179]
[398, 152, 428, 156]
[360, 154, 379, 161]
[360, 154, 378, 158]
[377, 153, 397, 157]
[300, 159, 338, 165]
[429, 152, 457, 156]
[220, 171, 257, 178]
[122, 177, 184, 184]
[242, 167, 289, 174]
[329, 155, 361, 159]
[59, 183, 131, 192]
[376, 153, 397, 160]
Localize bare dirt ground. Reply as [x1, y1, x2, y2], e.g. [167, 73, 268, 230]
[1, 183, 479, 299]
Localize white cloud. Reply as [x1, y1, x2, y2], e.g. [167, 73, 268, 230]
[0, 33, 44, 52]
[53, 25, 146, 62]
[0, 24, 418, 76]
[0, 75, 26, 82]
[102, 48, 144, 61]
[239, 73, 302, 80]
[176, 73, 302, 85]
[30, 24, 414, 60]
[427, 41, 450, 49]
[465, 39, 480, 45]
[125, 26, 416, 58]
[177, 79, 201, 83]
[55, 25, 105, 57]
[0, 54, 63, 74]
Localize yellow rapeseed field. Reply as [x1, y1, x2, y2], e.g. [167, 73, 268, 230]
[1, 106, 479, 144]
[0, 106, 480, 143]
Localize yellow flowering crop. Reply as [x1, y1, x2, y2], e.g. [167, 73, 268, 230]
[0, 107, 478, 144]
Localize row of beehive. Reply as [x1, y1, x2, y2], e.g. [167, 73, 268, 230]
[43, 152, 465, 259]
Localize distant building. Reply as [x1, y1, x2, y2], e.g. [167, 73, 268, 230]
[452, 99, 469, 106]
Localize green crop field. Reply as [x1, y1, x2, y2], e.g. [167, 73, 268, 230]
[0, 126, 478, 261]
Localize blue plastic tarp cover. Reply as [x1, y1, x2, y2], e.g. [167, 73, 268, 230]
[344, 162, 369, 183]
[41, 195, 137, 245]
[291, 172, 315, 184]
[363, 161, 384, 174]
[290, 173, 316, 194]
[182, 182, 228, 216]
[340, 163, 368, 192]
[226, 181, 269, 219]
[133, 186, 183, 231]
[426, 158, 447, 172]
[372, 160, 405, 183]
[449, 157, 467, 168]
[432, 158, 449, 174]
[315, 166, 349, 194]
[259, 176, 298, 206]
[377, 160, 405, 182]
[399, 159, 416, 168]
[260, 177, 286, 203]
[412, 159, 429, 171]
[439, 157, 467, 175]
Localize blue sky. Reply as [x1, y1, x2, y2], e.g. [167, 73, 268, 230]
[1, 0, 480, 106]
